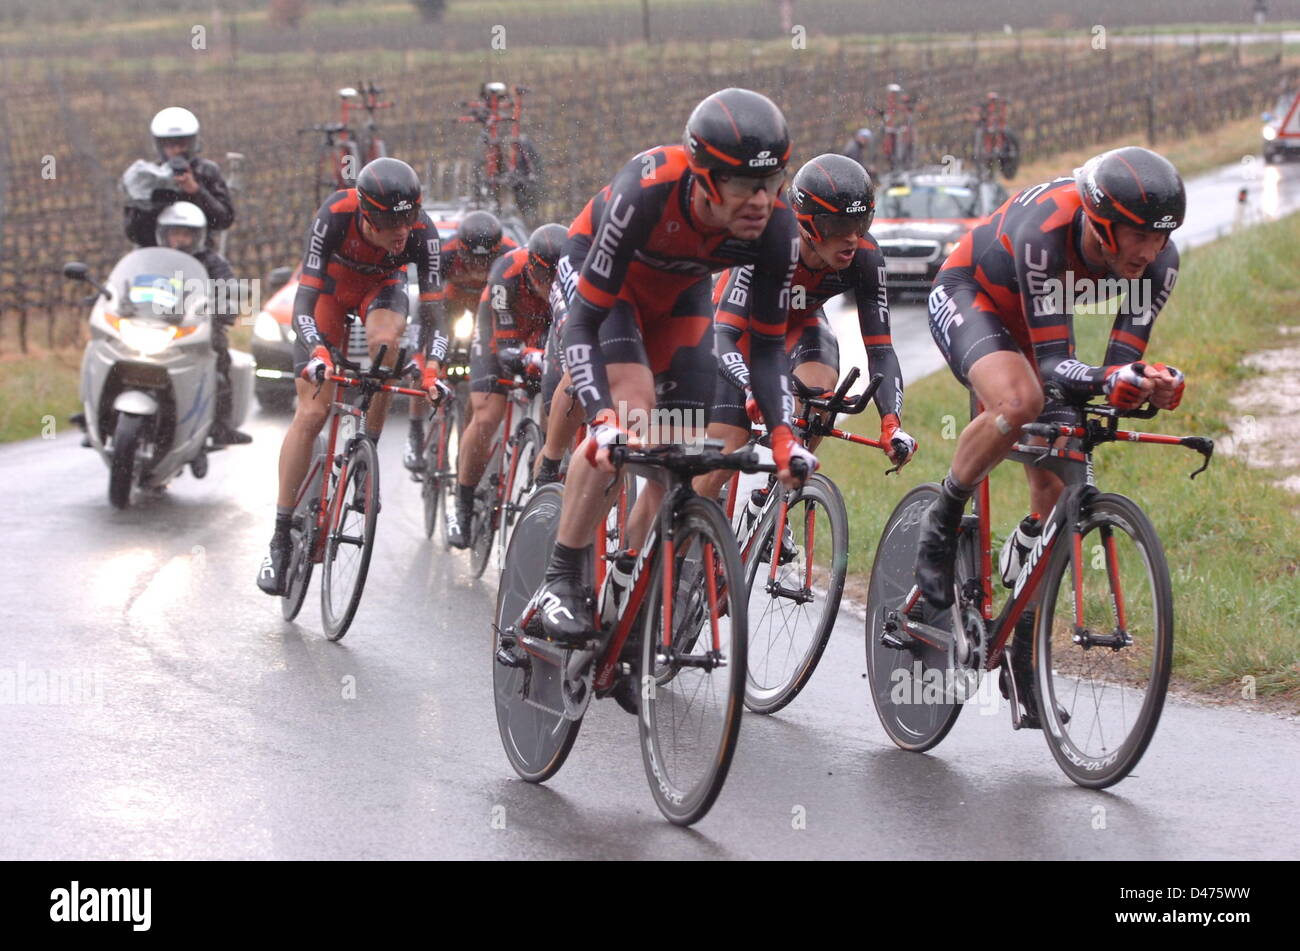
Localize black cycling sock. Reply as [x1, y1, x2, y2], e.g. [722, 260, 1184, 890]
[456, 482, 476, 508]
[409, 417, 423, 437]
[273, 512, 292, 538]
[546, 542, 591, 583]
[939, 471, 975, 516]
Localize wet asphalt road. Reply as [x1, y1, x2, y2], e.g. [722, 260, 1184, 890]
[2, 410, 1297, 860]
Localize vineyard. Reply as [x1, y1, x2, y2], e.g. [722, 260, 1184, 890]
[0, 30, 1293, 352]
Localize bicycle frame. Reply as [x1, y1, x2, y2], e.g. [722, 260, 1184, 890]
[893, 401, 1213, 673]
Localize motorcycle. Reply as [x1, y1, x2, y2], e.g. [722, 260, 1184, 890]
[63, 247, 254, 509]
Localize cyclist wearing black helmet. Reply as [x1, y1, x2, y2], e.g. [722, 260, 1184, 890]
[698, 153, 916, 504]
[915, 146, 1187, 727]
[445, 223, 565, 548]
[257, 157, 448, 596]
[403, 209, 519, 472]
[535, 87, 814, 644]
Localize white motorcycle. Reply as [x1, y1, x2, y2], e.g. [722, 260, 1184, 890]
[63, 247, 253, 508]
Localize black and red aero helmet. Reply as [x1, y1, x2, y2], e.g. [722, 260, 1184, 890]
[789, 154, 875, 241]
[526, 223, 568, 274]
[1074, 146, 1185, 253]
[458, 210, 504, 256]
[356, 157, 422, 229]
[684, 88, 791, 202]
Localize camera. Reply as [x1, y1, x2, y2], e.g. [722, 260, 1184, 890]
[167, 155, 190, 176]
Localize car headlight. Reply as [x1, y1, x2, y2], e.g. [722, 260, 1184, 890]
[942, 240, 960, 257]
[117, 318, 179, 356]
[454, 310, 474, 341]
[1262, 125, 1278, 142]
[253, 310, 285, 342]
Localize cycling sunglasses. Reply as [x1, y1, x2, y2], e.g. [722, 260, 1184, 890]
[714, 168, 787, 199]
[362, 206, 419, 231]
[806, 212, 872, 241]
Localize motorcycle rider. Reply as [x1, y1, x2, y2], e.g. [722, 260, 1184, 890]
[154, 202, 252, 445]
[124, 108, 235, 249]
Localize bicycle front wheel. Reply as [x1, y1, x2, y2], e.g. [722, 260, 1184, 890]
[496, 418, 542, 571]
[639, 497, 747, 826]
[320, 436, 380, 641]
[423, 405, 458, 542]
[743, 474, 848, 714]
[1036, 492, 1173, 788]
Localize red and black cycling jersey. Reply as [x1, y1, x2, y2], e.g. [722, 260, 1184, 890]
[933, 177, 1180, 401]
[562, 144, 799, 428]
[480, 247, 551, 350]
[292, 188, 447, 362]
[713, 236, 905, 419]
[434, 234, 521, 318]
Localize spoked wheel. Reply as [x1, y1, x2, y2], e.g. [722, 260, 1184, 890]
[864, 484, 975, 752]
[496, 419, 542, 572]
[108, 413, 144, 510]
[281, 453, 325, 622]
[423, 405, 458, 542]
[638, 497, 747, 826]
[493, 484, 582, 782]
[320, 436, 380, 641]
[1036, 493, 1173, 788]
[743, 474, 848, 714]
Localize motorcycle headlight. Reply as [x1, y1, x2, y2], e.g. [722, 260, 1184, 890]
[116, 318, 179, 356]
[454, 310, 474, 341]
[1262, 125, 1277, 142]
[253, 310, 285, 342]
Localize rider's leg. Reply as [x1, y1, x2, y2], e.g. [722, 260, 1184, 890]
[457, 392, 508, 490]
[915, 281, 1043, 607]
[359, 307, 406, 437]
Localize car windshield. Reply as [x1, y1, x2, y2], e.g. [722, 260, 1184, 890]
[879, 183, 978, 219]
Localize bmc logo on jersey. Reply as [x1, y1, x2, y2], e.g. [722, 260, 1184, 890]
[748, 150, 780, 169]
[1152, 215, 1178, 230]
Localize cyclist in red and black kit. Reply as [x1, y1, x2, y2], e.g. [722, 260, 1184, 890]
[537, 87, 816, 644]
[916, 146, 1187, 724]
[446, 223, 567, 548]
[404, 210, 519, 471]
[256, 157, 449, 596]
[701, 153, 917, 504]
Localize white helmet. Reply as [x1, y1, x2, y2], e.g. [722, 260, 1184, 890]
[155, 201, 207, 254]
[150, 106, 200, 159]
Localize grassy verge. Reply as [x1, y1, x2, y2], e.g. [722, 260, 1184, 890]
[0, 351, 83, 443]
[1008, 114, 1267, 190]
[823, 211, 1300, 702]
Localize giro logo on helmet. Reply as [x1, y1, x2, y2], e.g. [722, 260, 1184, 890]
[1153, 215, 1177, 229]
[392, 200, 412, 212]
[748, 150, 780, 168]
[847, 200, 867, 213]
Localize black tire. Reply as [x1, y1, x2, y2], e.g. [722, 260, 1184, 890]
[638, 497, 747, 826]
[863, 484, 967, 752]
[742, 474, 849, 715]
[422, 405, 457, 542]
[496, 419, 542, 570]
[467, 428, 503, 580]
[493, 484, 582, 782]
[108, 413, 143, 510]
[1035, 493, 1173, 788]
[320, 436, 380, 641]
[281, 451, 325, 622]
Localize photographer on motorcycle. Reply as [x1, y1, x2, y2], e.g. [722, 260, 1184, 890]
[154, 202, 252, 446]
[123, 107, 235, 249]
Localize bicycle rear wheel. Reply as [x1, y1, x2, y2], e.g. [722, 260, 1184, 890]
[1036, 492, 1173, 788]
[493, 484, 582, 782]
[743, 474, 848, 714]
[282, 452, 325, 621]
[320, 436, 380, 641]
[864, 484, 970, 752]
[639, 497, 747, 826]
